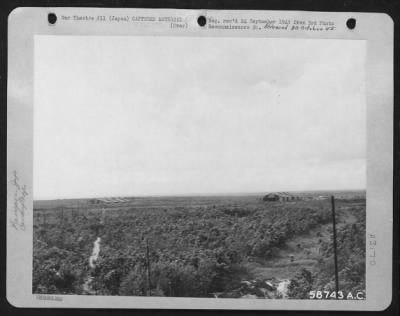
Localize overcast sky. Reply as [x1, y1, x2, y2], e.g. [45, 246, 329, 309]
[34, 35, 366, 199]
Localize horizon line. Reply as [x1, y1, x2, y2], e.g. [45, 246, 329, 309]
[33, 187, 367, 201]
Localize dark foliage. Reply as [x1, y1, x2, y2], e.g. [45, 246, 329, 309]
[32, 198, 365, 298]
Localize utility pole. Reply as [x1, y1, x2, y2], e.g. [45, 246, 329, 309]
[331, 196, 339, 297]
[145, 238, 151, 296]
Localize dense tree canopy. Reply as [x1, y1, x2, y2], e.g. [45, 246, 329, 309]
[33, 197, 365, 299]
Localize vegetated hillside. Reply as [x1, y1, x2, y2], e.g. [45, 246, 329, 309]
[33, 196, 365, 299]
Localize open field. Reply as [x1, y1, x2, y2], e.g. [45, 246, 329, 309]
[33, 190, 366, 299]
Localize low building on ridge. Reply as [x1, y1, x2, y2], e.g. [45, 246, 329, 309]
[262, 192, 300, 202]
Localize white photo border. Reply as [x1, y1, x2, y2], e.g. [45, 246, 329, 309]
[7, 7, 393, 310]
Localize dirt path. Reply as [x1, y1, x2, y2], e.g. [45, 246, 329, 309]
[250, 219, 334, 280]
[249, 209, 358, 281]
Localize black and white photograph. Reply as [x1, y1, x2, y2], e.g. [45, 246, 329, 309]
[6, 7, 393, 310]
[32, 35, 366, 299]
